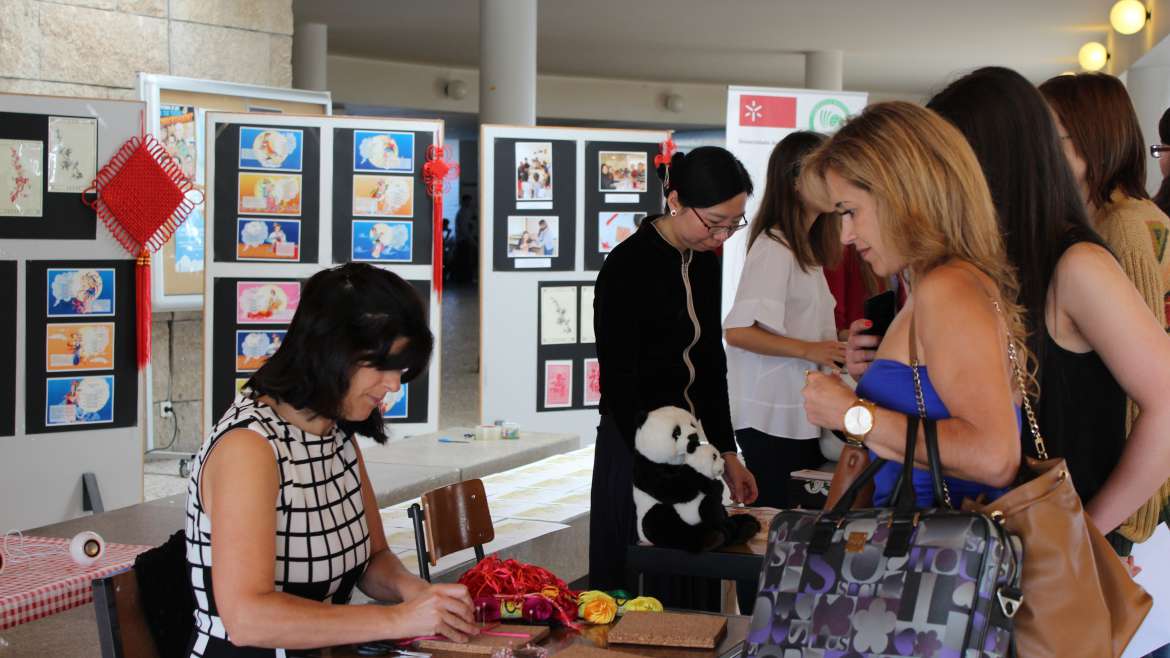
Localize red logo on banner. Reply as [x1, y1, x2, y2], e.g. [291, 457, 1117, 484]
[739, 95, 797, 128]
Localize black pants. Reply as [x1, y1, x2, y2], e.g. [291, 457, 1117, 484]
[734, 427, 826, 614]
[588, 415, 722, 611]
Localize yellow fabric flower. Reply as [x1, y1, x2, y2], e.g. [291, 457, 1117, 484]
[620, 596, 663, 613]
[577, 590, 618, 624]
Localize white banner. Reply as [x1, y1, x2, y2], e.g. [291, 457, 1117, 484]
[722, 86, 868, 320]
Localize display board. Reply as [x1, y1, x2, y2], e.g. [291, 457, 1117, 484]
[202, 112, 443, 439]
[722, 85, 868, 318]
[0, 93, 147, 532]
[480, 125, 669, 444]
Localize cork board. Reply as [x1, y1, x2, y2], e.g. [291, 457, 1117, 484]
[607, 612, 727, 649]
[555, 647, 654, 658]
[415, 624, 549, 655]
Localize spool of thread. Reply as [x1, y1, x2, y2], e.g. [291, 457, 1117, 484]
[475, 424, 501, 441]
[501, 422, 520, 440]
[69, 531, 105, 567]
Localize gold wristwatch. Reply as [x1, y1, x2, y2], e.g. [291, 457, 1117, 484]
[843, 398, 877, 448]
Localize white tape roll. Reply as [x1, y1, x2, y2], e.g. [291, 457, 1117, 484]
[475, 424, 501, 441]
[69, 531, 105, 567]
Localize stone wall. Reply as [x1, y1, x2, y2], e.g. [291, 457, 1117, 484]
[1, 0, 295, 454]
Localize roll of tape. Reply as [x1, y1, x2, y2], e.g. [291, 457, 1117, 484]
[501, 422, 520, 440]
[69, 531, 105, 567]
[475, 424, 501, 441]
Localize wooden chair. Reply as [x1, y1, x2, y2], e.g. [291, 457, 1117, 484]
[408, 479, 495, 581]
[93, 569, 161, 658]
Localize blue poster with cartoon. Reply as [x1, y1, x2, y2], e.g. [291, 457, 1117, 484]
[45, 375, 115, 426]
[379, 384, 408, 420]
[238, 126, 303, 172]
[353, 130, 415, 173]
[352, 220, 413, 262]
[174, 207, 204, 273]
[47, 268, 116, 317]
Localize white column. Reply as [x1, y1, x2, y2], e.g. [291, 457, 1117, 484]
[805, 50, 844, 91]
[293, 22, 328, 91]
[479, 0, 537, 125]
[1124, 66, 1170, 194]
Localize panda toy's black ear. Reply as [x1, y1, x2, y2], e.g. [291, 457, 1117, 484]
[635, 409, 649, 428]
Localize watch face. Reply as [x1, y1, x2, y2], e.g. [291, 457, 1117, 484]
[844, 405, 874, 436]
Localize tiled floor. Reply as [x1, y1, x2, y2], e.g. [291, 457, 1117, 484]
[143, 282, 483, 502]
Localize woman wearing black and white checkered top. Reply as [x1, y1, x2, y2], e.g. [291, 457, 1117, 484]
[184, 263, 478, 658]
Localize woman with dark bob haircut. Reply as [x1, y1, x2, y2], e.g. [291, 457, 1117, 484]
[183, 263, 477, 658]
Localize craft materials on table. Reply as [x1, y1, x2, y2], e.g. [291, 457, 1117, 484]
[412, 623, 549, 655]
[606, 611, 727, 649]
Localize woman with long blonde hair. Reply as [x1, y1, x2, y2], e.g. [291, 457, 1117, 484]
[802, 102, 1027, 504]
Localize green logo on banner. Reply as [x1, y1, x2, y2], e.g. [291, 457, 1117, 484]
[809, 99, 851, 132]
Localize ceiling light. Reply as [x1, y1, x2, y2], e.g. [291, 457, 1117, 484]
[444, 80, 468, 100]
[1110, 0, 1149, 35]
[664, 94, 685, 113]
[1078, 42, 1110, 71]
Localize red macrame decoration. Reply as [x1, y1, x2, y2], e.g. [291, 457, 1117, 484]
[654, 136, 677, 188]
[422, 144, 459, 302]
[83, 133, 200, 368]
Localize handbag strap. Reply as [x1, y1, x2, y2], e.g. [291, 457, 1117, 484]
[991, 299, 1048, 460]
[908, 313, 953, 508]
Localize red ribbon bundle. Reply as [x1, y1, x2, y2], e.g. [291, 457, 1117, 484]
[83, 130, 201, 368]
[458, 556, 580, 629]
[422, 144, 459, 302]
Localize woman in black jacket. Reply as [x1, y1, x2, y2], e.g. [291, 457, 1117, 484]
[590, 146, 759, 608]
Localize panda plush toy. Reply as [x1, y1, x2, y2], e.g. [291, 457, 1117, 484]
[632, 406, 761, 552]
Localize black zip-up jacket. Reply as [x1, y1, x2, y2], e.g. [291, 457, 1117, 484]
[594, 216, 737, 454]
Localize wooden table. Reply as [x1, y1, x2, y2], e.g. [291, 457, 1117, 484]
[297, 614, 750, 658]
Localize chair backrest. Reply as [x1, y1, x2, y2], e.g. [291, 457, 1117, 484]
[409, 479, 494, 580]
[93, 570, 161, 658]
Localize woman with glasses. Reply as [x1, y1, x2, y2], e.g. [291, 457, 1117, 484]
[724, 131, 843, 513]
[589, 146, 759, 611]
[1152, 108, 1170, 217]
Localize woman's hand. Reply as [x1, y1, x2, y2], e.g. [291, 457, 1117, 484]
[388, 583, 478, 642]
[845, 319, 881, 379]
[722, 454, 759, 505]
[801, 371, 856, 432]
[802, 340, 847, 369]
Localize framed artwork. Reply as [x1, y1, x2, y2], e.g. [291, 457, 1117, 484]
[540, 285, 577, 345]
[45, 374, 115, 427]
[598, 212, 645, 253]
[46, 116, 97, 194]
[579, 285, 595, 344]
[159, 105, 198, 181]
[351, 219, 412, 262]
[238, 126, 303, 172]
[0, 139, 43, 217]
[235, 329, 285, 372]
[543, 360, 573, 409]
[237, 172, 302, 216]
[354, 130, 414, 173]
[46, 268, 115, 317]
[380, 384, 409, 419]
[236, 281, 300, 324]
[507, 216, 558, 259]
[515, 142, 553, 201]
[236, 218, 301, 261]
[598, 150, 648, 192]
[583, 358, 601, 406]
[352, 174, 413, 218]
[46, 322, 114, 372]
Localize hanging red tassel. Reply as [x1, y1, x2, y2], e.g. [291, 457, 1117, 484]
[136, 249, 152, 367]
[423, 144, 460, 303]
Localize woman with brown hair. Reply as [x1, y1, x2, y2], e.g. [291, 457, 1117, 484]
[801, 102, 1026, 506]
[1041, 72, 1170, 544]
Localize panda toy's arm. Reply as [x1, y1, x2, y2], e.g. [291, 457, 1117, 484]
[633, 454, 712, 504]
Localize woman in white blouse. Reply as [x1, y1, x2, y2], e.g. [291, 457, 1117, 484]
[725, 131, 845, 509]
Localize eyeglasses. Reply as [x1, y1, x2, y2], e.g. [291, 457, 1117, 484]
[690, 207, 748, 237]
[1151, 144, 1170, 159]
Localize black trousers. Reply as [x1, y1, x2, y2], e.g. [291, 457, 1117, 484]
[588, 415, 722, 611]
[734, 427, 826, 614]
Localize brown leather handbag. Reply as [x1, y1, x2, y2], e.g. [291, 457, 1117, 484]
[963, 330, 1151, 658]
[824, 442, 873, 510]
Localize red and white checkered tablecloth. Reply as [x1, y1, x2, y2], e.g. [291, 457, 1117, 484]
[0, 535, 151, 630]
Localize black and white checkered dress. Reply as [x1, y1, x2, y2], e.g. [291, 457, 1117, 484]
[184, 395, 371, 658]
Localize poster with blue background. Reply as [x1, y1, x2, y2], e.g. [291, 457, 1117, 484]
[352, 220, 412, 262]
[45, 375, 115, 426]
[47, 268, 116, 317]
[354, 130, 414, 173]
[238, 126, 303, 172]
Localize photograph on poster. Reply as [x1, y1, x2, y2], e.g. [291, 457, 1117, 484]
[579, 285, 595, 344]
[507, 216, 558, 258]
[237, 218, 301, 261]
[46, 116, 97, 194]
[353, 174, 413, 218]
[45, 374, 114, 426]
[238, 126, 303, 172]
[584, 358, 601, 406]
[235, 377, 249, 394]
[0, 139, 43, 217]
[515, 142, 553, 201]
[235, 329, 285, 372]
[163, 207, 204, 298]
[544, 360, 573, 408]
[380, 384, 409, 419]
[160, 105, 198, 182]
[599, 151, 648, 192]
[352, 219, 412, 262]
[598, 212, 645, 253]
[238, 173, 302, 216]
[354, 131, 414, 173]
[236, 281, 300, 324]
[540, 285, 577, 345]
[46, 322, 114, 372]
[47, 268, 115, 317]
